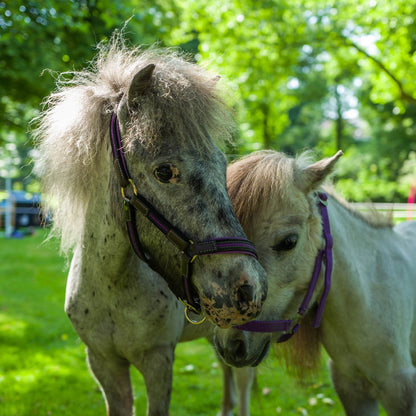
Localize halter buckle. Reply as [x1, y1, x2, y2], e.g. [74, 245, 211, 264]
[187, 240, 198, 263]
[318, 192, 328, 206]
[121, 178, 138, 199]
[290, 313, 303, 332]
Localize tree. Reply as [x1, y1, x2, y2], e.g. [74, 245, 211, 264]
[0, 0, 178, 189]
[2, 0, 416, 201]
[169, 0, 416, 200]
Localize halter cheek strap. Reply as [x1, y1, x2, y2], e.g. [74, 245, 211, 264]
[110, 113, 259, 318]
[235, 192, 333, 343]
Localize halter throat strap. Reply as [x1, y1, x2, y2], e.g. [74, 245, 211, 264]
[109, 113, 258, 314]
[235, 192, 333, 343]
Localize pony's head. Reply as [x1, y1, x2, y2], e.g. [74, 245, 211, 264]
[214, 150, 342, 366]
[33, 37, 267, 328]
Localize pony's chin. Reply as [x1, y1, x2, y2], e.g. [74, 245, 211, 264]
[252, 340, 271, 366]
[220, 340, 271, 368]
[239, 340, 271, 368]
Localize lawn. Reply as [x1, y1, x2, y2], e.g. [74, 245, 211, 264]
[0, 229, 348, 415]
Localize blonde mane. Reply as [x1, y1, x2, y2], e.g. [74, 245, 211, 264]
[33, 35, 235, 254]
[327, 190, 393, 229]
[227, 150, 298, 230]
[227, 150, 393, 233]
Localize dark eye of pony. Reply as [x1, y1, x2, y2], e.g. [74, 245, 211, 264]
[272, 234, 298, 252]
[153, 164, 174, 183]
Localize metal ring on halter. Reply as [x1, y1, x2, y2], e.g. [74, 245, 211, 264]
[180, 299, 206, 324]
[184, 306, 207, 325]
[121, 178, 138, 199]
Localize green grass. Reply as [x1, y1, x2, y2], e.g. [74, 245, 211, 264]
[0, 230, 349, 415]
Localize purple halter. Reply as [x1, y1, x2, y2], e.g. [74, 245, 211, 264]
[110, 113, 259, 316]
[235, 192, 333, 343]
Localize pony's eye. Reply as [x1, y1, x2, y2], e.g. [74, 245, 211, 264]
[153, 164, 179, 183]
[272, 234, 298, 252]
[154, 164, 173, 182]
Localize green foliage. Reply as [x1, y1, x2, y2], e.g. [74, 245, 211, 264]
[1, 0, 416, 202]
[170, 0, 416, 201]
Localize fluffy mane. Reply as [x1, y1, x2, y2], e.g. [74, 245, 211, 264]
[227, 150, 297, 230]
[227, 150, 393, 233]
[327, 190, 393, 229]
[33, 34, 235, 254]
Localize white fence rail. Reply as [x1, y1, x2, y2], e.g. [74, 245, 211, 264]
[351, 202, 416, 220]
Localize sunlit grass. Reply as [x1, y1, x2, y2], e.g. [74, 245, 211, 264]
[0, 229, 353, 415]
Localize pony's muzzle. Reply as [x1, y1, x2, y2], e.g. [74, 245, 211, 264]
[214, 329, 271, 368]
[216, 336, 247, 365]
[213, 282, 265, 328]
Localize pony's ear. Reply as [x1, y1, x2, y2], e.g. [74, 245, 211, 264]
[128, 63, 155, 108]
[295, 150, 343, 193]
[116, 96, 129, 134]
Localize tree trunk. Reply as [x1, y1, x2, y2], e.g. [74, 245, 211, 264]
[335, 86, 343, 151]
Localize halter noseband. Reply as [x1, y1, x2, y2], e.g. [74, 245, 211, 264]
[110, 113, 259, 321]
[235, 192, 333, 343]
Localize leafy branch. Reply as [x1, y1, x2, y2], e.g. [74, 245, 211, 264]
[340, 34, 416, 105]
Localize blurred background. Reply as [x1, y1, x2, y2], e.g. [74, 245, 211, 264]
[0, 0, 415, 227]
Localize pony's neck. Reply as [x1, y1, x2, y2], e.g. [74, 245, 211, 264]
[65, 183, 136, 315]
[320, 194, 392, 347]
[76, 146, 134, 281]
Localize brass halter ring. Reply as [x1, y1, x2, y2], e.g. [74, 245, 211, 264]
[184, 307, 207, 325]
[180, 300, 207, 325]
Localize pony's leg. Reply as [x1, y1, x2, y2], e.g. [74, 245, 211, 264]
[329, 360, 379, 416]
[378, 367, 416, 416]
[234, 367, 256, 416]
[216, 363, 255, 416]
[87, 348, 134, 416]
[217, 361, 237, 416]
[131, 345, 175, 416]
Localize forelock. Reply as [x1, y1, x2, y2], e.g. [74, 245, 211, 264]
[227, 151, 297, 230]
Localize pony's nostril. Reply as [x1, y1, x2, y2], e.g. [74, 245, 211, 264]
[221, 338, 247, 365]
[232, 339, 246, 361]
[234, 284, 254, 312]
